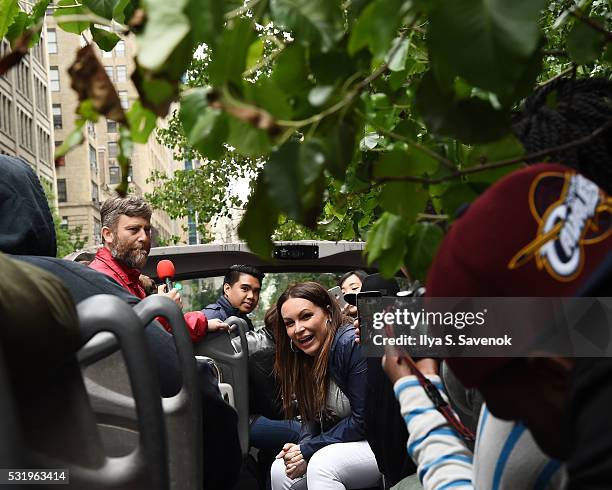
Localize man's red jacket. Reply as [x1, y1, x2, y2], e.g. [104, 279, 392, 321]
[89, 247, 207, 341]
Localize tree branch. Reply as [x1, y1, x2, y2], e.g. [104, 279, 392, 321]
[537, 65, 576, 88]
[375, 118, 612, 185]
[570, 10, 612, 43]
[225, 0, 263, 19]
[276, 17, 418, 129]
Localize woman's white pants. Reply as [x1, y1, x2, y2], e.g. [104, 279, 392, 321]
[270, 441, 381, 489]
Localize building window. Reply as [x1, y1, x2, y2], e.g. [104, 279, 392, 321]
[109, 166, 120, 184]
[18, 110, 33, 151]
[94, 218, 101, 244]
[52, 104, 62, 129]
[118, 90, 128, 109]
[91, 181, 99, 204]
[116, 65, 127, 82]
[47, 29, 57, 54]
[57, 179, 67, 202]
[0, 92, 13, 136]
[89, 144, 97, 171]
[38, 127, 50, 163]
[104, 65, 114, 81]
[16, 62, 31, 97]
[107, 119, 117, 132]
[115, 40, 125, 57]
[49, 66, 60, 91]
[108, 141, 118, 158]
[87, 120, 96, 138]
[60, 216, 69, 229]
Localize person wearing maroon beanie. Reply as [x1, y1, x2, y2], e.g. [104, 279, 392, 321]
[384, 77, 612, 490]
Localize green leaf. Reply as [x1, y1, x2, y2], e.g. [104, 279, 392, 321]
[428, 0, 546, 97]
[270, 0, 344, 52]
[465, 134, 524, 167]
[263, 140, 327, 222]
[137, 0, 190, 72]
[308, 85, 335, 107]
[244, 78, 293, 119]
[191, 109, 229, 160]
[5, 10, 28, 43]
[415, 71, 511, 144]
[365, 212, 408, 277]
[113, 0, 137, 23]
[309, 48, 358, 86]
[127, 101, 157, 143]
[246, 38, 264, 71]
[348, 0, 404, 58]
[567, 19, 605, 64]
[30, 0, 50, 22]
[179, 88, 228, 160]
[386, 37, 410, 72]
[380, 182, 428, 220]
[439, 183, 479, 217]
[186, 0, 223, 47]
[90, 25, 120, 51]
[208, 17, 255, 86]
[0, 0, 19, 40]
[271, 45, 310, 95]
[0, 0, 19, 35]
[83, 0, 118, 19]
[227, 117, 270, 157]
[324, 117, 357, 179]
[404, 222, 444, 280]
[77, 99, 100, 121]
[238, 176, 279, 258]
[373, 149, 438, 178]
[54, 0, 90, 34]
[135, 72, 178, 115]
[10, 0, 48, 47]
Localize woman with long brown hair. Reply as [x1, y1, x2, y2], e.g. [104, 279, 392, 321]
[270, 282, 381, 489]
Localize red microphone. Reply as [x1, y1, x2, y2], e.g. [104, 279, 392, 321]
[157, 259, 175, 292]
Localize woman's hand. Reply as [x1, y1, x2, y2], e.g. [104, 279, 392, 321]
[353, 318, 360, 344]
[283, 444, 306, 479]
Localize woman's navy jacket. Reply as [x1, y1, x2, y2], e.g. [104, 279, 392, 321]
[299, 324, 368, 460]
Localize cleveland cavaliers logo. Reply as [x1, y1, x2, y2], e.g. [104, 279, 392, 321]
[508, 171, 612, 282]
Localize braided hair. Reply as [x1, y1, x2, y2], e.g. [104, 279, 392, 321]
[512, 77, 612, 194]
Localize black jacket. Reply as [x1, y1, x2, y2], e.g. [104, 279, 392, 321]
[202, 295, 255, 330]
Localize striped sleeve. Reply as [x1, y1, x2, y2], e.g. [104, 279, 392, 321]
[394, 375, 474, 490]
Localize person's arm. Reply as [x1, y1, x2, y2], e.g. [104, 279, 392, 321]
[383, 355, 473, 490]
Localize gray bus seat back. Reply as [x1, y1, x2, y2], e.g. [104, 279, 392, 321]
[77, 294, 169, 490]
[80, 296, 202, 490]
[133, 296, 202, 490]
[194, 315, 250, 456]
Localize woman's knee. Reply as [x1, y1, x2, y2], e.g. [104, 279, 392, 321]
[306, 449, 339, 482]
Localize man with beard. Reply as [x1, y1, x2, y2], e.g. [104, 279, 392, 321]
[90, 195, 227, 342]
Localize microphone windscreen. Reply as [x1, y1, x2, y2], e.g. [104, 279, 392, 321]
[156, 259, 175, 280]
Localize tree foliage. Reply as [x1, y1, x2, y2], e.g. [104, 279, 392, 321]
[2, 0, 611, 278]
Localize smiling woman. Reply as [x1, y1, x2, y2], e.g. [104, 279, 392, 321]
[270, 282, 381, 489]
